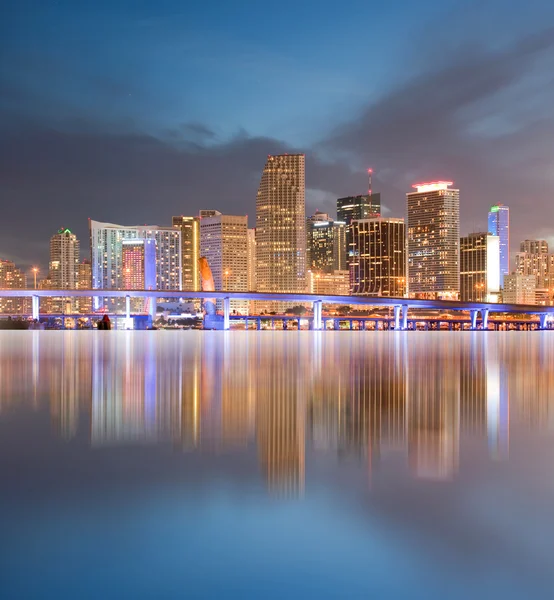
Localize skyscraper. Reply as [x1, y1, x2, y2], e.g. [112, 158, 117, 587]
[89, 220, 181, 311]
[76, 259, 92, 314]
[487, 204, 510, 287]
[255, 154, 306, 299]
[350, 218, 406, 296]
[460, 233, 500, 302]
[407, 181, 460, 300]
[520, 239, 548, 254]
[247, 228, 256, 292]
[337, 192, 381, 279]
[306, 211, 346, 273]
[49, 228, 80, 290]
[172, 216, 200, 291]
[503, 274, 536, 305]
[200, 211, 248, 313]
[515, 240, 554, 297]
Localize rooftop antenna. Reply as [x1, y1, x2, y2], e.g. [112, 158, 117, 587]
[367, 168, 373, 197]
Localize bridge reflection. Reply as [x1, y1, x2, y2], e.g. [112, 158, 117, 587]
[1, 332, 553, 495]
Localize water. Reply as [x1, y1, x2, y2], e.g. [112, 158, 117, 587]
[1, 331, 553, 599]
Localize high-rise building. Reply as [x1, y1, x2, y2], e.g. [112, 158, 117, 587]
[247, 228, 256, 291]
[307, 270, 350, 296]
[76, 260, 92, 313]
[0, 259, 27, 314]
[487, 204, 510, 287]
[337, 192, 381, 279]
[89, 220, 181, 311]
[503, 274, 536, 305]
[460, 233, 500, 302]
[49, 228, 80, 290]
[200, 211, 248, 313]
[407, 181, 460, 300]
[520, 239, 548, 255]
[306, 211, 346, 274]
[255, 154, 306, 301]
[121, 239, 156, 290]
[350, 218, 406, 296]
[172, 216, 200, 291]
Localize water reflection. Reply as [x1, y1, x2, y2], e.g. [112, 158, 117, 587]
[2, 331, 554, 495]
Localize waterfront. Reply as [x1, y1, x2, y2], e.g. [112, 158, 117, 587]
[1, 331, 554, 598]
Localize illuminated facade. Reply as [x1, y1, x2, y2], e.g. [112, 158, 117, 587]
[76, 259, 92, 313]
[122, 239, 156, 291]
[306, 211, 346, 274]
[460, 233, 500, 302]
[0, 259, 27, 314]
[172, 216, 200, 291]
[337, 193, 381, 278]
[407, 181, 460, 299]
[515, 240, 554, 298]
[520, 239, 548, 255]
[200, 211, 248, 313]
[247, 228, 256, 291]
[487, 204, 510, 287]
[255, 154, 306, 296]
[89, 220, 181, 311]
[307, 270, 350, 296]
[350, 218, 406, 296]
[503, 274, 536, 305]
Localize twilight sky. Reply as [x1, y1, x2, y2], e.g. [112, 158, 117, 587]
[1, 0, 554, 271]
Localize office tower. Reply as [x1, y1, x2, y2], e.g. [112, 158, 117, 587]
[89, 220, 181, 311]
[503, 274, 536, 305]
[520, 240, 548, 254]
[0, 259, 27, 314]
[76, 259, 92, 314]
[200, 211, 248, 313]
[255, 154, 306, 301]
[247, 228, 256, 291]
[460, 233, 500, 302]
[407, 181, 460, 300]
[350, 218, 406, 296]
[487, 204, 510, 286]
[172, 216, 200, 291]
[337, 192, 381, 277]
[199, 209, 219, 219]
[307, 270, 350, 296]
[306, 211, 346, 273]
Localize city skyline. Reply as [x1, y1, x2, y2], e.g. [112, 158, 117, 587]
[2, 2, 554, 270]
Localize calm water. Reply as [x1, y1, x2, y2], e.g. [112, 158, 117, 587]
[1, 331, 554, 599]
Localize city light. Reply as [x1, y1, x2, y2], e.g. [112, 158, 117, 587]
[412, 181, 453, 193]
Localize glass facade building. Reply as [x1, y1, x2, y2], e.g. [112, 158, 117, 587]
[487, 204, 510, 287]
[460, 233, 500, 302]
[350, 218, 406, 296]
[172, 216, 200, 291]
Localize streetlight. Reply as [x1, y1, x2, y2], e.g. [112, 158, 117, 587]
[31, 267, 39, 289]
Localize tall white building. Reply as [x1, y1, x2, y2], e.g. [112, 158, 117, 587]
[50, 228, 80, 290]
[200, 211, 248, 313]
[255, 154, 306, 303]
[89, 220, 181, 311]
[407, 181, 460, 300]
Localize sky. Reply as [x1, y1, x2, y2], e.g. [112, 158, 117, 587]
[1, 0, 554, 271]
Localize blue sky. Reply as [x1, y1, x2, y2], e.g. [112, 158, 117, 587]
[1, 0, 554, 267]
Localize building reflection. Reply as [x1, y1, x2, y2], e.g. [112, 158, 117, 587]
[8, 330, 550, 494]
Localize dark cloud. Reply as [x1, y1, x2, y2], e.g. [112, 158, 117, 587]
[320, 27, 554, 250]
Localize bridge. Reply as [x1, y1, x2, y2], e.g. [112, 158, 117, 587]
[0, 289, 553, 330]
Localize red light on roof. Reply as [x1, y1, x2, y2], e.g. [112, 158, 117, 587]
[367, 168, 373, 173]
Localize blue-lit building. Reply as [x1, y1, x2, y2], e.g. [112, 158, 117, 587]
[487, 204, 510, 287]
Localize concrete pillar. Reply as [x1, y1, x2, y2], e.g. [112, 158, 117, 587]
[393, 305, 401, 330]
[401, 304, 409, 330]
[223, 297, 230, 330]
[313, 300, 323, 330]
[32, 295, 40, 321]
[257, 318, 261, 331]
[539, 313, 549, 330]
[149, 297, 157, 325]
[470, 309, 479, 330]
[125, 295, 131, 321]
[481, 308, 490, 330]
